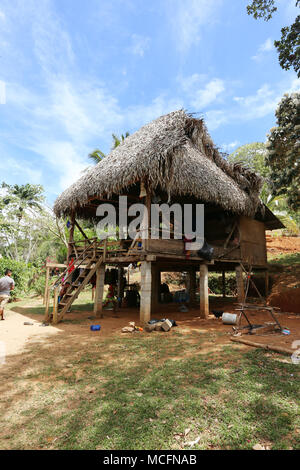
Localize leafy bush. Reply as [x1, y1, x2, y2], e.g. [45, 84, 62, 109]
[208, 272, 237, 296]
[0, 257, 34, 298]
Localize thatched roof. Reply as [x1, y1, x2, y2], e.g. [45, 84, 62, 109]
[54, 110, 264, 218]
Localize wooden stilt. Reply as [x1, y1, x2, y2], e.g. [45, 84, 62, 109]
[222, 270, 226, 298]
[236, 265, 245, 303]
[94, 264, 105, 317]
[44, 286, 50, 322]
[265, 270, 269, 298]
[117, 267, 125, 307]
[200, 264, 209, 319]
[52, 286, 59, 325]
[187, 270, 196, 304]
[43, 266, 50, 305]
[67, 212, 75, 264]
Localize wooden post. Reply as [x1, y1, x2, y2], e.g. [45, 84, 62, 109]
[43, 266, 50, 305]
[140, 182, 150, 251]
[187, 270, 196, 304]
[103, 239, 107, 262]
[265, 270, 269, 298]
[94, 264, 105, 317]
[236, 265, 245, 303]
[222, 271, 226, 298]
[150, 265, 159, 312]
[52, 286, 59, 325]
[67, 212, 75, 264]
[44, 287, 50, 322]
[200, 264, 209, 319]
[140, 261, 156, 324]
[117, 267, 124, 307]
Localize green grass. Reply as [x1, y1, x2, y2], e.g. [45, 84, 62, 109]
[268, 252, 300, 266]
[0, 330, 299, 450]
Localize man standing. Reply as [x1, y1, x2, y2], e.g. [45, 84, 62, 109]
[0, 269, 15, 320]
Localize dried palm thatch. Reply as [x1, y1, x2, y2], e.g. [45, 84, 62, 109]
[54, 110, 264, 218]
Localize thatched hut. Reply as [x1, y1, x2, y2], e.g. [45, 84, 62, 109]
[52, 110, 282, 324]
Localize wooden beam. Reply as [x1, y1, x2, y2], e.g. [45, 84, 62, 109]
[44, 287, 50, 322]
[43, 266, 50, 305]
[265, 270, 269, 298]
[222, 270, 226, 298]
[187, 270, 196, 304]
[235, 265, 245, 303]
[94, 264, 105, 317]
[67, 212, 75, 264]
[231, 337, 293, 355]
[52, 286, 59, 325]
[199, 264, 209, 319]
[74, 219, 91, 242]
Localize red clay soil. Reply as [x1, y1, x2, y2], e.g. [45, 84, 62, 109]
[265, 235, 300, 313]
[18, 298, 300, 354]
[267, 264, 300, 313]
[266, 234, 300, 254]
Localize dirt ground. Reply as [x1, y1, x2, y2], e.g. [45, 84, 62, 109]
[1, 234, 299, 361]
[0, 309, 60, 357]
[266, 234, 300, 254]
[4, 296, 299, 361]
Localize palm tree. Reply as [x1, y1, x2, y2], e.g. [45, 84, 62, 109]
[88, 132, 130, 165]
[1, 183, 44, 221]
[111, 132, 130, 150]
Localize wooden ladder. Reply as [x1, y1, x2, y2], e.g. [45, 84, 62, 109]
[45, 239, 102, 323]
[57, 255, 103, 322]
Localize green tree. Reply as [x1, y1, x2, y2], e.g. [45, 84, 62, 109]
[88, 132, 130, 165]
[88, 149, 106, 164]
[247, 0, 300, 77]
[1, 182, 44, 221]
[266, 92, 300, 212]
[228, 141, 299, 233]
[228, 142, 270, 202]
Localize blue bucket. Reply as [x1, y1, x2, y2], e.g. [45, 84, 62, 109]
[90, 325, 101, 331]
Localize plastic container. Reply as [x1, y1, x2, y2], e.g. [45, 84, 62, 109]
[291, 352, 300, 365]
[90, 325, 101, 331]
[222, 313, 238, 325]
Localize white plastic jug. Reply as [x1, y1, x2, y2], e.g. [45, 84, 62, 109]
[222, 313, 238, 325]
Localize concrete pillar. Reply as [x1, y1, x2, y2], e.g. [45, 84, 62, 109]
[236, 265, 245, 303]
[199, 264, 209, 319]
[140, 261, 158, 324]
[94, 264, 105, 317]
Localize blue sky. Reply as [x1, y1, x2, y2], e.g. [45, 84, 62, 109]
[0, 0, 299, 203]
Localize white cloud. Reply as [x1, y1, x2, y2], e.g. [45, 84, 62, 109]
[178, 73, 207, 93]
[252, 38, 274, 61]
[129, 34, 150, 57]
[178, 74, 225, 110]
[233, 76, 300, 120]
[191, 78, 225, 109]
[168, 0, 223, 53]
[205, 110, 228, 131]
[221, 141, 240, 153]
[0, 153, 42, 184]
